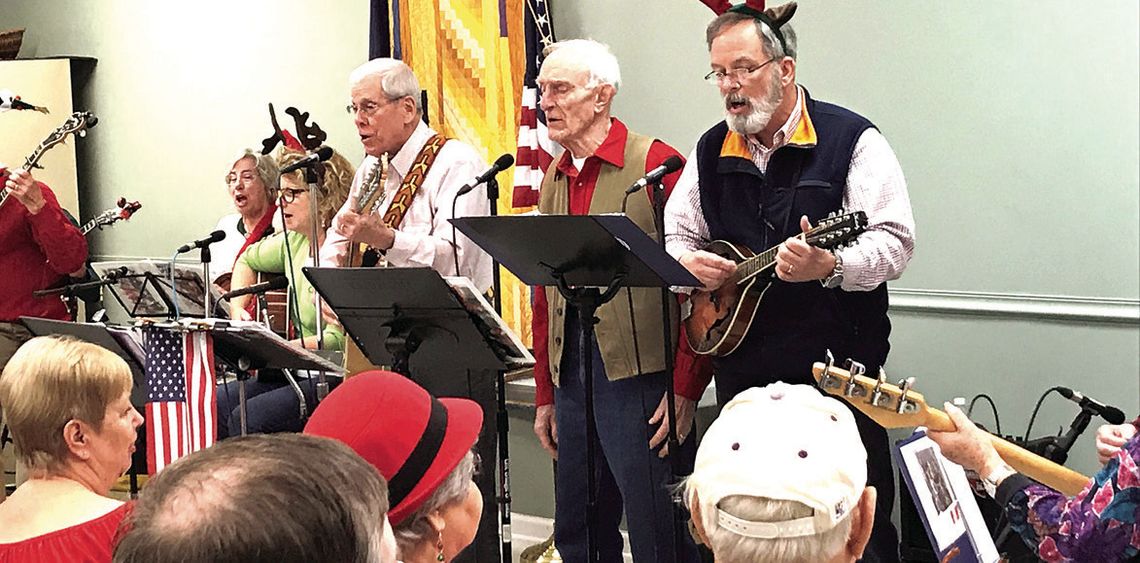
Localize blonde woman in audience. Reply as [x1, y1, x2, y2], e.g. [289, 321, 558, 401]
[305, 371, 484, 562]
[0, 336, 143, 562]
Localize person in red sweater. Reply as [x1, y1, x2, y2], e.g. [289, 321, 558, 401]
[0, 165, 88, 369]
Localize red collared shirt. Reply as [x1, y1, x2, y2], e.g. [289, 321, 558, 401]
[0, 177, 88, 322]
[532, 119, 713, 407]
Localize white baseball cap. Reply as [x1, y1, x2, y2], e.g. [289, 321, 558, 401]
[688, 382, 867, 539]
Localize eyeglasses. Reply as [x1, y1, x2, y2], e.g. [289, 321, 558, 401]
[345, 96, 401, 117]
[279, 188, 307, 203]
[226, 172, 257, 186]
[704, 58, 778, 85]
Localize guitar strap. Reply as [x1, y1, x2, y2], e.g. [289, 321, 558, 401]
[360, 134, 448, 267]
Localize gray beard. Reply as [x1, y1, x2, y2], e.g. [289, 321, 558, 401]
[724, 74, 784, 136]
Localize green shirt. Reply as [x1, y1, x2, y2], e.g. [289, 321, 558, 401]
[239, 231, 344, 351]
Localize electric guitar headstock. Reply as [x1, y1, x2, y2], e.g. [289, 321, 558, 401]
[803, 210, 869, 251]
[812, 350, 1093, 496]
[81, 197, 142, 235]
[812, 350, 934, 429]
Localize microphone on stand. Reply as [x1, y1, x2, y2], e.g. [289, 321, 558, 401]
[1057, 387, 1126, 424]
[176, 230, 226, 253]
[456, 154, 515, 197]
[219, 276, 290, 301]
[621, 155, 683, 213]
[452, 154, 515, 277]
[279, 146, 334, 174]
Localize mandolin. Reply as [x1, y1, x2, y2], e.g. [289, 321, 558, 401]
[685, 210, 867, 356]
[80, 197, 141, 235]
[811, 352, 1091, 496]
[1, 111, 98, 208]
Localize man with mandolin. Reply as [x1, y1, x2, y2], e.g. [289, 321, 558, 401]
[664, 3, 916, 562]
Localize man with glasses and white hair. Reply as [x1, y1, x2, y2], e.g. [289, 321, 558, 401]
[685, 382, 877, 563]
[530, 38, 708, 562]
[320, 57, 492, 292]
[665, 3, 915, 561]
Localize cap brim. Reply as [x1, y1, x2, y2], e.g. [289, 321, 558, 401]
[388, 396, 483, 524]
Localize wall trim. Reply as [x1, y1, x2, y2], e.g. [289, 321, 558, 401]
[889, 288, 1140, 325]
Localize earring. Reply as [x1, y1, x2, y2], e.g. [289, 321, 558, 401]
[436, 530, 445, 561]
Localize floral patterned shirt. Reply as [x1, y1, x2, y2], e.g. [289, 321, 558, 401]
[996, 433, 1140, 562]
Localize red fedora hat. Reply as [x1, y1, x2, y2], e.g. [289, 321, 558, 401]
[304, 370, 483, 525]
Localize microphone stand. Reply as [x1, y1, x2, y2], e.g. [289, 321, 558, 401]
[649, 180, 685, 563]
[201, 245, 214, 319]
[483, 174, 513, 560]
[304, 165, 330, 403]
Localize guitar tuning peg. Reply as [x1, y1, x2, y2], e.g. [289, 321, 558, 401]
[896, 377, 917, 414]
[867, 371, 888, 408]
[843, 360, 865, 397]
[818, 350, 841, 390]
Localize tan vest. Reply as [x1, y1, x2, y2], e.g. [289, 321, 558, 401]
[538, 130, 680, 386]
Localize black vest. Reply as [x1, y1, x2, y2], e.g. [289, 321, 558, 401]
[694, 91, 891, 386]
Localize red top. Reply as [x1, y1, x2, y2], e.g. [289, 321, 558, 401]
[532, 119, 713, 407]
[0, 503, 129, 563]
[0, 176, 88, 322]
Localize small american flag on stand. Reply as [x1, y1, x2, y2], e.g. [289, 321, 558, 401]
[512, 0, 561, 208]
[143, 326, 217, 474]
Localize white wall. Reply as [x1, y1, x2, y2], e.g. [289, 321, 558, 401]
[3, 0, 369, 259]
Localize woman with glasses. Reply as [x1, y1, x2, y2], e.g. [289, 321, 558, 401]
[215, 146, 354, 438]
[210, 150, 281, 285]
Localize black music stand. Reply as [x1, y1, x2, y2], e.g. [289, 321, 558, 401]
[303, 267, 506, 380]
[451, 214, 699, 563]
[304, 266, 511, 563]
[203, 320, 343, 436]
[20, 317, 149, 494]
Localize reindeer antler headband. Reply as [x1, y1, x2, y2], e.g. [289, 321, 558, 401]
[260, 103, 329, 155]
[700, 0, 798, 55]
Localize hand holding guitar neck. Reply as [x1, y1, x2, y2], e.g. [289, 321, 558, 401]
[811, 352, 1091, 496]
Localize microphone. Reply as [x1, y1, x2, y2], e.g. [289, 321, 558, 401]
[624, 155, 683, 196]
[456, 154, 515, 196]
[220, 276, 290, 300]
[1058, 387, 1126, 424]
[176, 230, 226, 254]
[279, 146, 334, 174]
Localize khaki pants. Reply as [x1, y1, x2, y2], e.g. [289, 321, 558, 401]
[0, 321, 33, 499]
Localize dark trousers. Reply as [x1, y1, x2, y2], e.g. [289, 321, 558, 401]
[553, 313, 699, 563]
[715, 376, 900, 563]
[216, 372, 335, 439]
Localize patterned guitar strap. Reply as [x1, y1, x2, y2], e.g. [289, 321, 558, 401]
[361, 134, 448, 267]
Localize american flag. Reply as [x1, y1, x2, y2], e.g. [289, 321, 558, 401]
[144, 326, 217, 474]
[512, 0, 560, 208]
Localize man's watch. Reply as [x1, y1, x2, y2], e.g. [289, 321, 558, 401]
[982, 463, 1017, 498]
[822, 252, 844, 289]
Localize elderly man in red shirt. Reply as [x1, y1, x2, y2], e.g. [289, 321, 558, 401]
[529, 39, 710, 562]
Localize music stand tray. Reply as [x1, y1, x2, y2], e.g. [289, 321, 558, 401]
[92, 260, 224, 318]
[303, 267, 508, 387]
[450, 214, 699, 289]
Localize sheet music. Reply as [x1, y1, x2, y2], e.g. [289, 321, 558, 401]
[444, 276, 535, 369]
[92, 260, 225, 318]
